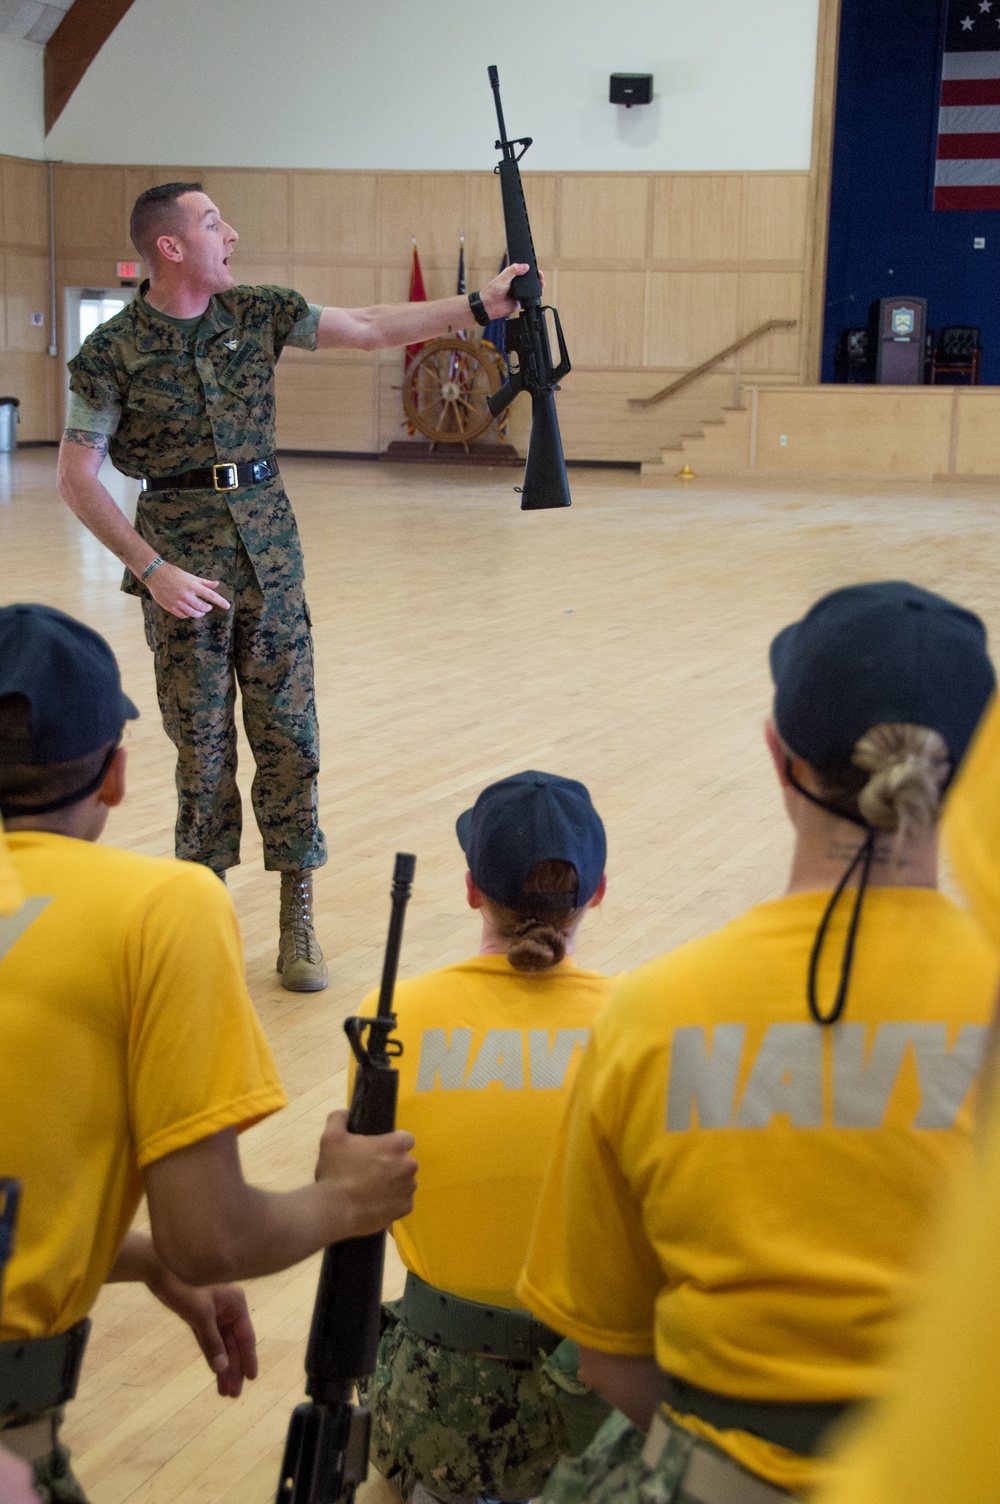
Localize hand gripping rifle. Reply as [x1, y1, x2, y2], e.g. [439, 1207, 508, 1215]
[486, 65, 572, 511]
[276, 853, 416, 1504]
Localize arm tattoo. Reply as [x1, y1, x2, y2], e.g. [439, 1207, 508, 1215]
[63, 429, 109, 456]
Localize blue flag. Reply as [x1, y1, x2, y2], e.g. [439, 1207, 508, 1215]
[455, 236, 467, 338]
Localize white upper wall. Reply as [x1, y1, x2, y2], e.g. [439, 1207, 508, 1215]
[45, 0, 820, 171]
[0, 35, 45, 159]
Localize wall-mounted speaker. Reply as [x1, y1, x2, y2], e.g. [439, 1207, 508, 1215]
[610, 74, 653, 107]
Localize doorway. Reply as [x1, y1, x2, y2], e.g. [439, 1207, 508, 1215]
[63, 287, 136, 418]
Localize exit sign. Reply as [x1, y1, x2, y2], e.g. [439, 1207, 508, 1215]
[117, 261, 139, 278]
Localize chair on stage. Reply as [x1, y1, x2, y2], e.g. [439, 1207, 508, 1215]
[928, 326, 982, 385]
[833, 327, 869, 383]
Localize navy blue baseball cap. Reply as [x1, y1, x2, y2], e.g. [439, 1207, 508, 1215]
[770, 581, 994, 781]
[456, 770, 607, 909]
[0, 603, 139, 764]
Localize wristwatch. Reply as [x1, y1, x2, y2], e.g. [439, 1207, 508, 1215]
[468, 290, 491, 327]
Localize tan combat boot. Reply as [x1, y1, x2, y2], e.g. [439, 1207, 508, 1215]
[277, 870, 329, 992]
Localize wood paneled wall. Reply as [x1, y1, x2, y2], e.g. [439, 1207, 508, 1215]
[2, 158, 813, 459]
[646, 383, 1000, 479]
[0, 155, 60, 442]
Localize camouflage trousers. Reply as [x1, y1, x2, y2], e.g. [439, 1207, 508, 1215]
[142, 538, 327, 873]
[539, 1410, 796, 1504]
[363, 1309, 609, 1502]
[0, 1409, 89, 1503]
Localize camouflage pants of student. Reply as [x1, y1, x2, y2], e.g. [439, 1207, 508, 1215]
[142, 539, 327, 873]
[0, 1410, 89, 1503]
[540, 1409, 796, 1504]
[363, 1310, 610, 1502]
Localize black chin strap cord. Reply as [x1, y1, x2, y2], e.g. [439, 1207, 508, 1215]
[785, 756, 878, 1027]
[805, 828, 876, 1026]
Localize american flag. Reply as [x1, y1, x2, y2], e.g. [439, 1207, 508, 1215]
[934, 0, 1000, 208]
[455, 235, 467, 339]
[450, 235, 469, 390]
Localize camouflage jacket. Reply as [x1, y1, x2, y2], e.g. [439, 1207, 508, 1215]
[67, 283, 317, 596]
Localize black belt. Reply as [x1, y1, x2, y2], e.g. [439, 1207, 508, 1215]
[140, 455, 279, 494]
[399, 1272, 560, 1361]
[666, 1375, 853, 1457]
[0, 1319, 91, 1419]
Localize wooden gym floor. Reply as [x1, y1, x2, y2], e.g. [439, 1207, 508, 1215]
[2, 448, 1000, 1503]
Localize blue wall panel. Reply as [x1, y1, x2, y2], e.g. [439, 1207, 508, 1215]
[823, 0, 1000, 381]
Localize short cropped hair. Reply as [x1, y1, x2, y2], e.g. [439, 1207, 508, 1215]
[0, 695, 115, 816]
[130, 182, 203, 262]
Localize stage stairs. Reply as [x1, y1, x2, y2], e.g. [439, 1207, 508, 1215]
[640, 401, 753, 478]
[634, 319, 795, 477]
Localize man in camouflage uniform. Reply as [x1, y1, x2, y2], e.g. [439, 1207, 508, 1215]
[57, 182, 527, 989]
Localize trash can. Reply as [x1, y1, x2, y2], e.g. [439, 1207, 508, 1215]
[0, 398, 19, 453]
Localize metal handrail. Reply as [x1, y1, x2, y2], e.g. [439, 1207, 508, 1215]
[628, 320, 797, 410]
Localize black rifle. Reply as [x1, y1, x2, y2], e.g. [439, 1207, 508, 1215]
[276, 853, 416, 1504]
[0, 1180, 20, 1322]
[486, 65, 572, 511]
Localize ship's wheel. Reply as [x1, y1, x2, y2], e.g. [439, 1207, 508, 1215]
[402, 336, 507, 446]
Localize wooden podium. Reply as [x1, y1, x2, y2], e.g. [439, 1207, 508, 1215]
[868, 297, 927, 384]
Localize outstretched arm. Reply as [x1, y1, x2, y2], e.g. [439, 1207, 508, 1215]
[143, 1112, 417, 1287]
[57, 432, 231, 620]
[315, 260, 531, 351]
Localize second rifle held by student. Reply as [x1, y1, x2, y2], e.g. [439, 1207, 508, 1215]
[486, 65, 572, 511]
[275, 853, 417, 1504]
[0, 1180, 20, 1322]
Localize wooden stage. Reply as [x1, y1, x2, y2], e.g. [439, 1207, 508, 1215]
[644, 382, 1000, 480]
[2, 450, 1000, 1503]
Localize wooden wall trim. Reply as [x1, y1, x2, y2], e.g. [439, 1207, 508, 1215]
[8, 154, 815, 453]
[800, 0, 842, 383]
[44, 0, 138, 133]
[664, 383, 1000, 480]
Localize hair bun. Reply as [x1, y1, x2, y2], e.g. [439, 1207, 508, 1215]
[852, 724, 951, 840]
[508, 919, 567, 972]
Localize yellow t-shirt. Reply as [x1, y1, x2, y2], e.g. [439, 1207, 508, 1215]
[816, 696, 1000, 1504]
[0, 821, 22, 915]
[945, 692, 1000, 947]
[356, 953, 611, 1308]
[518, 888, 998, 1493]
[0, 832, 287, 1341]
[815, 1086, 1000, 1504]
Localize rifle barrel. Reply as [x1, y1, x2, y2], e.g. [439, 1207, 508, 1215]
[375, 853, 415, 1020]
[488, 65, 508, 145]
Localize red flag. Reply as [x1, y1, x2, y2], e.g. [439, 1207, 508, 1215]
[404, 241, 428, 436]
[405, 242, 427, 370]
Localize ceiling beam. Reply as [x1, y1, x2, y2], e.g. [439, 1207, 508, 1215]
[44, 0, 138, 134]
